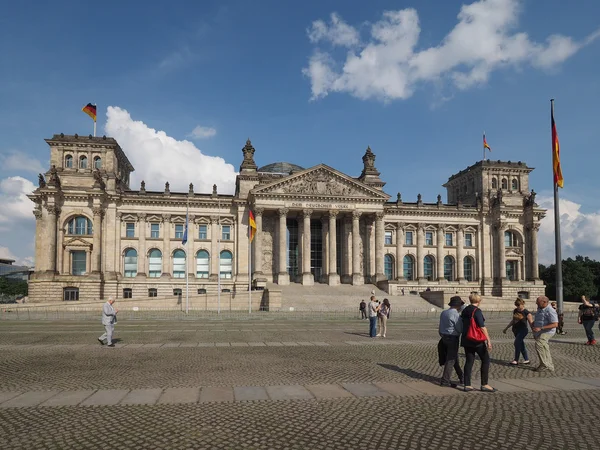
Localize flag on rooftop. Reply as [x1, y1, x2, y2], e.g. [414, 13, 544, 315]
[82, 103, 97, 122]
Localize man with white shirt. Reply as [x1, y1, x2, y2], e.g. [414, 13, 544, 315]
[368, 296, 379, 338]
[532, 296, 559, 372]
[98, 296, 118, 348]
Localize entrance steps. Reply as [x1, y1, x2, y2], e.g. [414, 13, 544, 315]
[275, 283, 438, 312]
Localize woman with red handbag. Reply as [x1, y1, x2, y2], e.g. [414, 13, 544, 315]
[461, 294, 496, 393]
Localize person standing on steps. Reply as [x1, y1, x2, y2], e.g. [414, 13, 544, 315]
[359, 300, 367, 320]
[98, 296, 118, 348]
[503, 298, 533, 365]
[532, 296, 559, 372]
[368, 295, 380, 338]
[578, 295, 598, 345]
[438, 296, 464, 388]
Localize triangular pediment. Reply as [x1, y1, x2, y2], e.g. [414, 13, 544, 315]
[63, 237, 92, 248]
[251, 164, 389, 200]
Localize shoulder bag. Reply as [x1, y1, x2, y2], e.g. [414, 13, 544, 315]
[466, 307, 486, 343]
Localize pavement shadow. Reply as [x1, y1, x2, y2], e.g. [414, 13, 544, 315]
[344, 332, 371, 337]
[377, 364, 439, 383]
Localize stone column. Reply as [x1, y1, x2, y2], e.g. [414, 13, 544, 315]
[277, 208, 290, 285]
[45, 205, 59, 273]
[328, 210, 340, 285]
[210, 215, 219, 281]
[321, 217, 329, 283]
[137, 213, 147, 276]
[457, 225, 465, 282]
[301, 209, 314, 285]
[187, 214, 195, 277]
[253, 208, 264, 276]
[367, 217, 375, 283]
[395, 221, 404, 281]
[374, 212, 385, 282]
[436, 224, 445, 282]
[352, 211, 364, 285]
[498, 223, 507, 280]
[530, 223, 540, 279]
[162, 214, 171, 277]
[33, 208, 43, 271]
[115, 212, 122, 276]
[92, 207, 103, 273]
[417, 223, 425, 282]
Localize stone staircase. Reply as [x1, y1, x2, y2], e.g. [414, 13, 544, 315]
[275, 283, 438, 312]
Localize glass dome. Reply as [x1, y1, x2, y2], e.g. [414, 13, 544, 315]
[257, 162, 304, 175]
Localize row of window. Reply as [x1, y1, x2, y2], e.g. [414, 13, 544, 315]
[125, 248, 232, 279]
[124, 223, 230, 240]
[63, 287, 230, 301]
[64, 154, 101, 170]
[492, 177, 519, 191]
[383, 254, 476, 282]
[386, 231, 475, 247]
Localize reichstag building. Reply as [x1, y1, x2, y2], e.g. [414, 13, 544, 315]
[27, 134, 546, 304]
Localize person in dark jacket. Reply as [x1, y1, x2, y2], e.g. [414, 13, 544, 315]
[461, 294, 496, 392]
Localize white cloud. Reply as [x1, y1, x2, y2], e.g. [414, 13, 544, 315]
[0, 247, 34, 267]
[105, 107, 237, 194]
[538, 195, 600, 264]
[0, 176, 36, 225]
[0, 246, 17, 260]
[0, 151, 45, 174]
[188, 125, 217, 139]
[303, 0, 600, 101]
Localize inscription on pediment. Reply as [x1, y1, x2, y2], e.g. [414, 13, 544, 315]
[269, 170, 369, 197]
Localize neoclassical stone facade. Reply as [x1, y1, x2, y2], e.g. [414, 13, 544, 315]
[28, 134, 546, 303]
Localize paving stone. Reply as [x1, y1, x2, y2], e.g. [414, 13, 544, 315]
[487, 379, 531, 393]
[40, 390, 96, 406]
[233, 386, 269, 401]
[568, 377, 600, 388]
[125, 343, 144, 348]
[247, 342, 266, 347]
[540, 378, 595, 391]
[197, 343, 215, 347]
[158, 387, 200, 404]
[265, 342, 284, 346]
[1, 391, 60, 408]
[0, 391, 22, 405]
[142, 343, 163, 348]
[403, 381, 463, 396]
[179, 342, 199, 347]
[162, 343, 181, 348]
[80, 389, 130, 406]
[282, 342, 299, 346]
[305, 384, 355, 399]
[230, 342, 249, 347]
[215, 343, 230, 347]
[266, 385, 314, 401]
[499, 379, 559, 392]
[312, 342, 330, 346]
[296, 342, 315, 346]
[341, 383, 391, 398]
[200, 386, 234, 403]
[120, 389, 163, 405]
[374, 382, 421, 397]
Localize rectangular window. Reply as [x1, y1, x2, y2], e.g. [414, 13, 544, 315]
[222, 225, 231, 241]
[384, 231, 393, 245]
[198, 224, 207, 240]
[126, 222, 135, 238]
[175, 224, 184, 239]
[405, 231, 414, 246]
[445, 233, 453, 246]
[465, 233, 473, 247]
[148, 288, 157, 297]
[150, 223, 159, 238]
[71, 250, 86, 276]
[63, 287, 79, 301]
[425, 231, 433, 246]
[123, 288, 132, 299]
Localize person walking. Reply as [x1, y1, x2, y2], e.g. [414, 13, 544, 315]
[438, 296, 464, 388]
[98, 296, 118, 347]
[461, 294, 495, 392]
[368, 296, 379, 338]
[578, 295, 598, 345]
[503, 298, 533, 365]
[359, 300, 367, 320]
[532, 296, 559, 372]
[551, 301, 566, 335]
[377, 299, 391, 338]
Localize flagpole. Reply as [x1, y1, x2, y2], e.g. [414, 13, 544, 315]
[248, 207, 252, 314]
[93, 103, 96, 137]
[551, 99, 564, 315]
[483, 131, 485, 161]
[185, 199, 189, 315]
[217, 196, 221, 315]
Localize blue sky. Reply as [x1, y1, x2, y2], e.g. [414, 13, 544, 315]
[1, 0, 599, 266]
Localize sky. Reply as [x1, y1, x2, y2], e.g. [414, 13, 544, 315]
[1, 0, 599, 267]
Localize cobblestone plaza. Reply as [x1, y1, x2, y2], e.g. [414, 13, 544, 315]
[1, 316, 600, 449]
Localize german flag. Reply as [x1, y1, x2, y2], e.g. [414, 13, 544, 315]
[248, 209, 257, 242]
[82, 103, 97, 122]
[551, 105, 564, 188]
[483, 134, 491, 152]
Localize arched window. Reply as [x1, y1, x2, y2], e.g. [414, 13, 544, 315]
[403, 255, 414, 281]
[79, 155, 88, 169]
[511, 178, 518, 191]
[148, 249, 162, 278]
[124, 248, 137, 277]
[65, 154, 73, 168]
[464, 256, 474, 282]
[220, 250, 233, 279]
[501, 178, 508, 190]
[424, 255, 435, 281]
[504, 231, 518, 247]
[491, 178, 497, 189]
[196, 250, 210, 278]
[173, 250, 186, 278]
[444, 256, 455, 281]
[67, 216, 93, 235]
[384, 254, 394, 280]
[94, 156, 102, 169]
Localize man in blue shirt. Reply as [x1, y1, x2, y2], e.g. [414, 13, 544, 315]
[438, 296, 464, 387]
[532, 296, 559, 372]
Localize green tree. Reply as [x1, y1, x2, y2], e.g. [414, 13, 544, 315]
[0, 277, 28, 297]
[539, 257, 596, 301]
